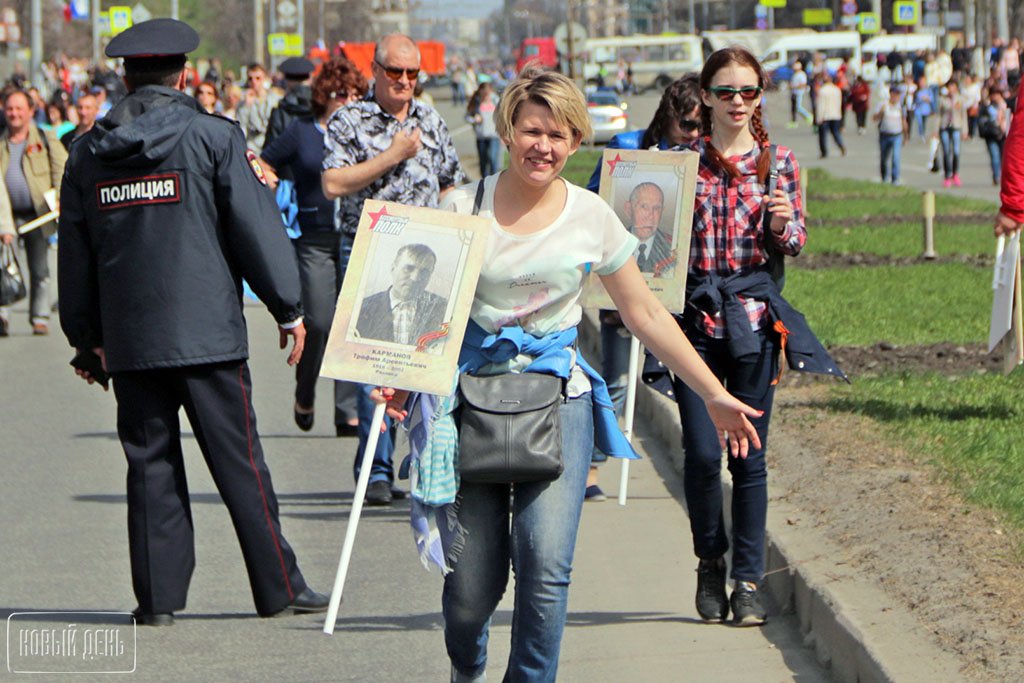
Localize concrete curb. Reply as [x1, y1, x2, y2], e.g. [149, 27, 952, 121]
[579, 312, 965, 683]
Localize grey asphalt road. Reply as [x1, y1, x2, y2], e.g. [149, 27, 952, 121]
[0, 305, 829, 681]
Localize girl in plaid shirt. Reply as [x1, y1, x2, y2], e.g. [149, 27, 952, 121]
[675, 47, 807, 627]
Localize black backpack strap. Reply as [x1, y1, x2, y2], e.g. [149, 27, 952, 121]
[472, 179, 485, 216]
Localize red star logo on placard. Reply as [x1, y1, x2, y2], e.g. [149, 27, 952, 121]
[367, 205, 388, 231]
[605, 153, 623, 175]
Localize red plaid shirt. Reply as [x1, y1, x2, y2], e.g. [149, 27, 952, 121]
[686, 142, 806, 339]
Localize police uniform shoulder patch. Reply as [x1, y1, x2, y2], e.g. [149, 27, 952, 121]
[246, 150, 268, 186]
[96, 173, 182, 211]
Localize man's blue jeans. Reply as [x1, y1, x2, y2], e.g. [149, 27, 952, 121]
[879, 132, 903, 183]
[354, 383, 395, 484]
[444, 392, 593, 683]
[672, 329, 776, 584]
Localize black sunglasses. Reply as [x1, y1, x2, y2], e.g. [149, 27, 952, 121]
[374, 61, 420, 82]
[708, 86, 763, 101]
[679, 118, 701, 132]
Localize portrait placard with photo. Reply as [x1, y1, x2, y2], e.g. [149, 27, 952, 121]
[321, 200, 489, 395]
[581, 149, 698, 313]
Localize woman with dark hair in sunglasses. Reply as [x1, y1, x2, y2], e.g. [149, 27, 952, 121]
[582, 73, 702, 500]
[654, 47, 835, 626]
[260, 57, 368, 437]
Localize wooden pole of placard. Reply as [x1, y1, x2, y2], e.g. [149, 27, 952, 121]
[617, 336, 641, 506]
[323, 402, 386, 635]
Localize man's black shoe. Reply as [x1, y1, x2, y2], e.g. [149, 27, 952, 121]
[730, 581, 767, 627]
[288, 587, 330, 613]
[695, 557, 728, 622]
[364, 480, 392, 506]
[131, 607, 174, 626]
[390, 486, 407, 500]
[335, 423, 358, 437]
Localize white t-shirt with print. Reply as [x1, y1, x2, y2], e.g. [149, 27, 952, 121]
[441, 173, 637, 337]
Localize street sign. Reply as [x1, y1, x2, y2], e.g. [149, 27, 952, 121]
[839, 15, 859, 27]
[893, 0, 919, 26]
[109, 6, 132, 34]
[803, 8, 833, 25]
[857, 12, 880, 34]
[760, 0, 786, 8]
[756, 18, 768, 30]
[268, 32, 303, 57]
[553, 22, 587, 56]
[276, 0, 297, 29]
[754, 4, 768, 19]
[99, 12, 112, 37]
[132, 3, 151, 23]
[841, 1, 857, 15]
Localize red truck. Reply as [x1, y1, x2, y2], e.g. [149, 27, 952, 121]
[516, 37, 558, 73]
[336, 40, 446, 79]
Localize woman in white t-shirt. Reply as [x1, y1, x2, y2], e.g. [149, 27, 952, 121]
[373, 68, 761, 683]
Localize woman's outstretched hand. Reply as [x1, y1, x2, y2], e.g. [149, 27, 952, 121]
[704, 392, 764, 459]
[369, 387, 410, 427]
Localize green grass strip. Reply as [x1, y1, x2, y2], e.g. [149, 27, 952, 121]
[824, 372, 1024, 534]
[784, 264, 991, 346]
[805, 221, 995, 258]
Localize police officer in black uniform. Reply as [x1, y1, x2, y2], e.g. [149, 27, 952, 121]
[58, 18, 328, 626]
[264, 56, 314, 152]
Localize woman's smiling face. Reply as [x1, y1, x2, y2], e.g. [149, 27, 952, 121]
[503, 100, 580, 188]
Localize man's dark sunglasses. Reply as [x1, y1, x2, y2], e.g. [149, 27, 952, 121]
[708, 86, 763, 101]
[679, 118, 701, 132]
[375, 61, 420, 81]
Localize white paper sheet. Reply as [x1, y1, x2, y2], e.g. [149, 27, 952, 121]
[989, 232, 1021, 352]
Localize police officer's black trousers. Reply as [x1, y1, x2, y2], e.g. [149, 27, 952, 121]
[113, 360, 306, 616]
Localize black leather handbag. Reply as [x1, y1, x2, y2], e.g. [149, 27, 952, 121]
[0, 243, 27, 306]
[457, 372, 565, 484]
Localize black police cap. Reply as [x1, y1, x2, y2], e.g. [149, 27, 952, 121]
[105, 18, 200, 59]
[279, 57, 315, 79]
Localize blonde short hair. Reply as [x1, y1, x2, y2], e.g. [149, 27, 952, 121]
[494, 67, 592, 143]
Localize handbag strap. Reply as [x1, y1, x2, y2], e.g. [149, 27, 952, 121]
[471, 179, 485, 216]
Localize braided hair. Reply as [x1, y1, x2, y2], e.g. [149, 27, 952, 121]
[699, 47, 773, 183]
[641, 73, 701, 149]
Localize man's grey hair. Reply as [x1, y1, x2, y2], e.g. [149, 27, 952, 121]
[375, 34, 421, 65]
[629, 182, 664, 204]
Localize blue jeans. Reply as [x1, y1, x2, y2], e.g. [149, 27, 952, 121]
[879, 132, 903, 183]
[817, 120, 845, 157]
[591, 317, 630, 463]
[939, 128, 962, 178]
[986, 138, 1004, 183]
[476, 137, 502, 177]
[672, 329, 776, 584]
[444, 392, 593, 683]
[354, 384, 395, 484]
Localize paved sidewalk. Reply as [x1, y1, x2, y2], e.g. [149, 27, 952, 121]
[0, 307, 828, 681]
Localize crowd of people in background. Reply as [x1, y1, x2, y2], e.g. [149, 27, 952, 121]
[787, 40, 1019, 187]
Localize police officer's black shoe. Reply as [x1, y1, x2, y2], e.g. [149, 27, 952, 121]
[132, 607, 174, 626]
[285, 587, 330, 613]
[364, 480, 393, 506]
